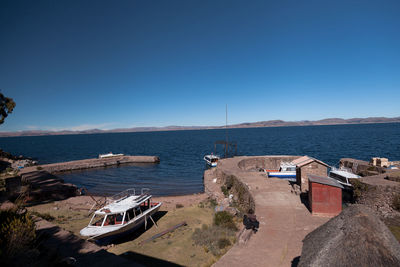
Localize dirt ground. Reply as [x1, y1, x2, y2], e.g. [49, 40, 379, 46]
[27, 193, 228, 267]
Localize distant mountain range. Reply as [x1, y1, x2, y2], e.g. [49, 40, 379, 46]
[1, 117, 399, 137]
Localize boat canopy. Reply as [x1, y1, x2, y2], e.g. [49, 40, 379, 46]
[95, 194, 152, 215]
[330, 167, 360, 179]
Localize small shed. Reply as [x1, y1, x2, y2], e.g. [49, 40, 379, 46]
[292, 156, 329, 192]
[308, 174, 343, 217]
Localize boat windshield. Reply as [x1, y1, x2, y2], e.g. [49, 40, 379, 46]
[103, 213, 125, 226]
[90, 214, 106, 226]
[211, 158, 218, 163]
[330, 172, 348, 184]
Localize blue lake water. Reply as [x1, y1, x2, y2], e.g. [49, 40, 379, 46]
[0, 123, 399, 196]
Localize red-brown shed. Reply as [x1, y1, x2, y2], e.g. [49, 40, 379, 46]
[308, 174, 343, 217]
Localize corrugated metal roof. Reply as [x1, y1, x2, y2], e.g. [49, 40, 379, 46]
[292, 155, 330, 168]
[308, 174, 344, 189]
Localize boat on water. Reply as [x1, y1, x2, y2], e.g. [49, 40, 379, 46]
[204, 154, 220, 167]
[266, 162, 297, 181]
[98, 152, 124, 159]
[80, 188, 162, 242]
[329, 166, 361, 188]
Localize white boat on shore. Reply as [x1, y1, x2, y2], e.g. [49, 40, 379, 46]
[204, 154, 220, 167]
[329, 167, 361, 188]
[80, 188, 162, 242]
[266, 162, 297, 181]
[98, 152, 124, 159]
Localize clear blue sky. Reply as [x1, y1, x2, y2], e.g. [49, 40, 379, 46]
[1, 0, 399, 132]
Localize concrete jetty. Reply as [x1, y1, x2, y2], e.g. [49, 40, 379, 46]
[20, 155, 160, 174]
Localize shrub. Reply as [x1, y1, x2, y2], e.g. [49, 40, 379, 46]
[218, 238, 231, 249]
[192, 224, 235, 256]
[36, 166, 43, 170]
[392, 194, 400, 211]
[0, 209, 36, 259]
[214, 211, 237, 230]
[175, 203, 184, 209]
[225, 176, 234, 190]
[221, 185, 229, 197]
[350, 179, 369, 201]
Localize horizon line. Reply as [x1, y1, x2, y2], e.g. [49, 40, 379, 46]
[0, 116, 399, 137]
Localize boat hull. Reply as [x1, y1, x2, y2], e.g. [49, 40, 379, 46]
[267, 171, 296, 182]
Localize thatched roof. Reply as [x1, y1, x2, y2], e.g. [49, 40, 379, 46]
[299, 204, 400, 267]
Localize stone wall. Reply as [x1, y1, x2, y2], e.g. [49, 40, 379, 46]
[340, 158, 386, 176]
[352, 179, 400, 218]
[298, 163, 328, 192]
[216, 169, 255, 213]
[237, 155, 299, 171]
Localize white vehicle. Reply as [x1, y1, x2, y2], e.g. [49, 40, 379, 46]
[204, 154, 220, 167]
[329, 166, 361, 188]
[80, 188, 162, 241]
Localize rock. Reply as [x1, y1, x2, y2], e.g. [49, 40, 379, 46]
[0, 200, 17, 211]
[298, 205, 400, 267]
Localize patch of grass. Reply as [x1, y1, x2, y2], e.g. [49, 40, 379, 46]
[214, 211, 237, 230]
[192, 224, 236, 256]
[208, 198, 218, 208]
[192, 210, 238, 256]
[36, 166, 43, 170]
[30, 211, 55, 221]
[388, 225, 400, 242]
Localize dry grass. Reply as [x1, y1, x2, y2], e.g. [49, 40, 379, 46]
[0, 208, 37, 265]
[26, 197, 234, 266]
[110, 204, 215, 266]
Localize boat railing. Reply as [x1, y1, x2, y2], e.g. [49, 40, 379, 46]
[110, 188, 136, 201]
[332, 166, 353, 173]
[141, 188, 150, 195]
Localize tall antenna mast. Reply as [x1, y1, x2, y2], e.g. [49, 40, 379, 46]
[225, 104, 228, 157]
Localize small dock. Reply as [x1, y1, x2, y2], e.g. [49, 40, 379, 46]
[20, 155, 160, 174]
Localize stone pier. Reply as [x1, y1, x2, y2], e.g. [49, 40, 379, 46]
[204, 156, 329, 267]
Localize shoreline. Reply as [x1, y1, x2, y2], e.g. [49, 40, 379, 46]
[1, 119, 399, 138]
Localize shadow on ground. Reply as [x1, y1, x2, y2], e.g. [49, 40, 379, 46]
[35, 215, 181, 267]
[291, 256, 300, 267]
[121, 251, 183, 267]
[97, 210, 168, 245]
[299, 192, 311, 213]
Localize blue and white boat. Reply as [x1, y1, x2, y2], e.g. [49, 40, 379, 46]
[266, 162, 297, 181]
[204, 154, 220, 167]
